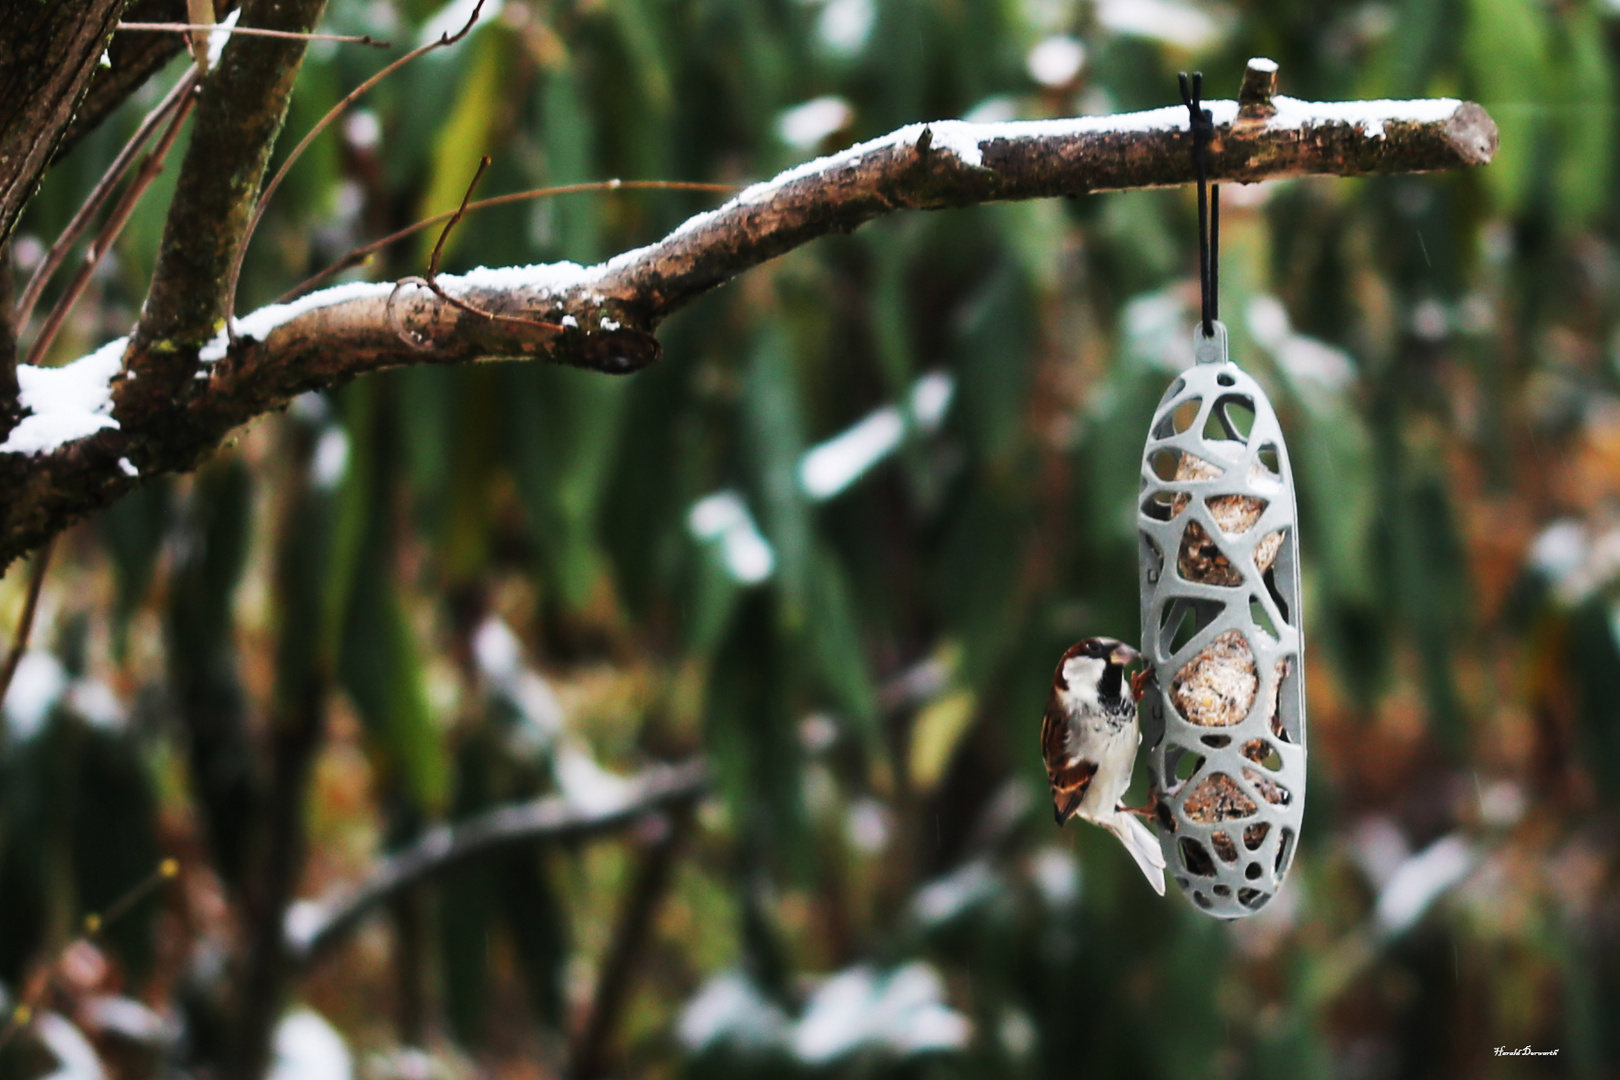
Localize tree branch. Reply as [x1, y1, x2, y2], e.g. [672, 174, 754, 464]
[0, 0, 131, 247]
[0, 61, 1497, 572]
[128, 0, 327, 412]
[283, 758, 711, 967]
[54, 0, 234, 163]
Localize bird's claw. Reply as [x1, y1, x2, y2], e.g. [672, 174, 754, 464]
[1130, 664, 1156, 703]
[1119, 789, 1159, 819]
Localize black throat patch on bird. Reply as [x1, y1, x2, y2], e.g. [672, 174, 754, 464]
[1098, 662, 1130, 715]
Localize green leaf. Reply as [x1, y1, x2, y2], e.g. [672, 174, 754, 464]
[508, 363, 630, 613]
[804, 543, 880, 750]
[1548, 7, 1614, 228]
[340, 545, 447, 814]
[417, 27, 511, 262]
[537, 61, 604, 263]
[705, 593, 807, 870]
[439, 739, 496, 1048]
[744, 326, 811, 627]
[97, 478, 171, 657]
[166, 458, 256, 888]
[951, 259, 1036, 468]
[496, 852, 570, 1027]
[71, 730, 159, 980]
[1464, 0, 1551, 213]
[908, 685, 975, 794]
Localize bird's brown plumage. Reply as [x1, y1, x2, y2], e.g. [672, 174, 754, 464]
[1041, 637, 1166, 893]
[1043, 641, 1102, 822]
[1041, 638, 1145, 824]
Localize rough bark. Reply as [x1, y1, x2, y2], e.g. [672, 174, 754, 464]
[0, 59, 1498, 573]
[54, 0, 240, 163]
[0, 0, 130, 248]
[130, 0, 327, 404]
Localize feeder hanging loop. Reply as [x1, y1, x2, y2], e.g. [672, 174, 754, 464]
[1136, 70, 1309, 920]
[1179, 71, 1219, 338]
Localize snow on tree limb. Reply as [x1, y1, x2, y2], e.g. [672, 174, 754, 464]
[0, 62, 1496, 570]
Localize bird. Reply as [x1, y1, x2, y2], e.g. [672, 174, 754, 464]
[1041, 637, 1167, 896]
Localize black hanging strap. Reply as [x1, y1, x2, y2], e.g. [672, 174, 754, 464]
[1179, 72, 1219, 337]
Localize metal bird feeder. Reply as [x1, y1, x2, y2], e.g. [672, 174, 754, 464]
[1136, 71, 1306, 918]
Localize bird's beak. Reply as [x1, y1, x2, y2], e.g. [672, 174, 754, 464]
[1111, 643, 1140, 666]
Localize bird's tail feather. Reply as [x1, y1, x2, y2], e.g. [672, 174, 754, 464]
[1100, 811, 1167, 896]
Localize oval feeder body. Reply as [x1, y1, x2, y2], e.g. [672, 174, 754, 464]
[1138, 322, 1306, 919]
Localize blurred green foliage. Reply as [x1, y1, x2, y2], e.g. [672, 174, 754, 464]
[3, 0, 1620, 1078]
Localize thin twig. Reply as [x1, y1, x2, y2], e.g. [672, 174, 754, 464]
[279, 180, 736, 304]
[418, 156, 565, 335]
[0, 857, 179, 1053]
[117, 22, 389, 46]
[428, 155, 490, 280]
[223, 0, 489, 341]
[1, 241, 16, 411]
[0, 539, 53, 713]
[15, 69, 198, 331]
[23, 84, 196, 368]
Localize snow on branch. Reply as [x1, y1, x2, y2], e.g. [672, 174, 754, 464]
[0, 58, 1496, 570]
[282, 758, 710, 967]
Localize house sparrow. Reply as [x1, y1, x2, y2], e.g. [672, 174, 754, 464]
[1041, 637, 1167, 896]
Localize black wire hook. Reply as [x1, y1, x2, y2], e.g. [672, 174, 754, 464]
[1179, 72, 1219, 338]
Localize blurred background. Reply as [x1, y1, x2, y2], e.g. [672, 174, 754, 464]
[3, 0, 1618, 1076]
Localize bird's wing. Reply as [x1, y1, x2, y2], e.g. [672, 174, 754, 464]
[1036, 693, 1075, 767]
[1043, 698, 1097, 819]
[1039, 696, 1070, 774]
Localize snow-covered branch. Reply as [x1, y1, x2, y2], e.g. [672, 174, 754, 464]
[282, 757, 710, 967]
[0, 58, 1496, 571]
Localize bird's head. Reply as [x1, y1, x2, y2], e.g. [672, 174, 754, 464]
[1054, 636, 1140, 695]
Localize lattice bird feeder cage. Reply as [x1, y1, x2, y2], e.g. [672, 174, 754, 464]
[1138, 322, 1306, 919]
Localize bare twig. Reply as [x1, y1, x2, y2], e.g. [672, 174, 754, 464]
[55, 1, 240, 164]
[0, 857, 179, 1053]
[0, 539, 53, 716]
[285, 759, 711, 966]
[428, 155, 491, 282]
[16, 70, 199, 332]
[117, 22, 389, 46]
[223, 0, 488, 340]
[23, 85, 197, 369]
[418, 156, 565, 336]
[281, 179, 736, 303]
[1, 241, 16, 417]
